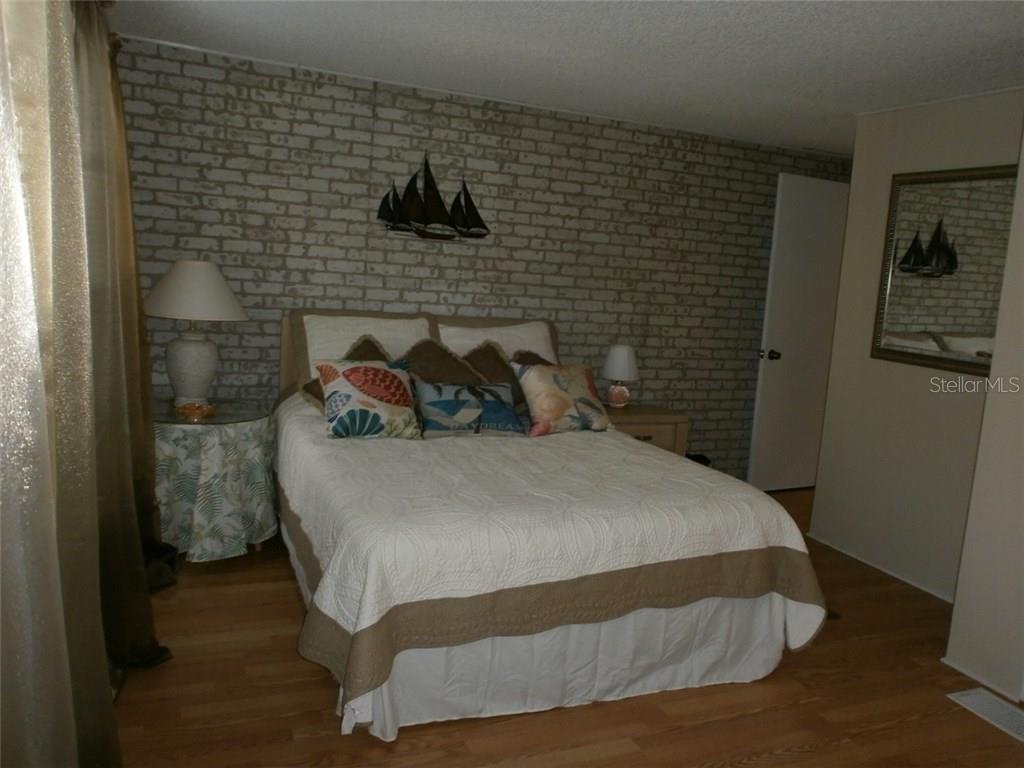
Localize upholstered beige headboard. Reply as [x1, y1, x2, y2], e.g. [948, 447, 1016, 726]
[278, 309, 559, 395]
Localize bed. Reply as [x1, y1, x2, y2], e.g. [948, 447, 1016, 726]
[882, 330, 995, 359]
[274, 310, 826, 741]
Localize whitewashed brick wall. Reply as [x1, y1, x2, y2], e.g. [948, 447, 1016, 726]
[117, 38, 849, 477]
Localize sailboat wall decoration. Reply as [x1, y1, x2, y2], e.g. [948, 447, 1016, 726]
[450, 181, 490, 238]
[376, 182, 408, 233]
[397, 173, 423, 235]
[897, 218, 958, 277]
[376, 155, 490, 240]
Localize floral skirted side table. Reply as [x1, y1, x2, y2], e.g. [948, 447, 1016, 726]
[154, 400, 277, 562]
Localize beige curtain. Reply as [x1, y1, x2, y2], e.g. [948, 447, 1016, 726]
[1, 2, 166, 766]
[0, 2, 80, 762]
[75, 2, 167, 668]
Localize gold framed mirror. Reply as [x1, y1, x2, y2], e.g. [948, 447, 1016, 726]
[872, 165, 1017, 376]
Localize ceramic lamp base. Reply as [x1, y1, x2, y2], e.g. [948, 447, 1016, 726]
[167, 331, 218, 406]
[605, 382, 632, 409]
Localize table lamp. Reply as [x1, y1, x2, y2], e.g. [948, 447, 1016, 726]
[144, 260, 248, 405]
[601, 344, 639, 408]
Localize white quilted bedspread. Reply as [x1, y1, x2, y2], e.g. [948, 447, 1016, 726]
[275, 395, 820, 646]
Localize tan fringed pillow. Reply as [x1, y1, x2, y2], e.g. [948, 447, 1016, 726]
[511, 349, 553, 366]
[302, 335, 390, 407]
[436, 318, 558, 362]
[465, 343, 556, 426]
[401, 339, 485, 385]
[347, 335, 391, 362]
[464, 342, 516, 386]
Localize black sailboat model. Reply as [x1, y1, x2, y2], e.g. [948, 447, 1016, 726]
[410, 157, 457, 240]
[389, 173, 424, 236]
[449, 181, 490, 238]
[897, 231, 928, 273]
[379, 155, 489, 240]
[376, 182, 410, 232]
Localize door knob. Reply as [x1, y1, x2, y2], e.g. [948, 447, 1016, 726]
[767, 349, 782, 360]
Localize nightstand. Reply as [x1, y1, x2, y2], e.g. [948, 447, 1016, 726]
[607, 405, 689, 456]
[153, 400, 277, 562]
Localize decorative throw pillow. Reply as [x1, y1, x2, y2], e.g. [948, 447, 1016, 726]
[303, 335, 390, 407]
[464, 341, 517, 385]
[346, 334, 391, 362]
[464, 343, 551, 431]
[316, 359, 420, 439]
[512, 363, 610, 437]
[414, 380, 525, 438]
[402, 339, 485, 385]
[436, 319, 558, 362]
[468, 342, 553, 393]
[303, 313, 430, 379]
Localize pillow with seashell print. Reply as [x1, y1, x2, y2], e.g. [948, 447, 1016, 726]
[314, 359, 421, 439]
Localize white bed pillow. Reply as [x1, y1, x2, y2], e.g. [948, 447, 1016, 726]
[939, 335, 994, 357]
[304, 315, 431, 379]
[437, 320, 557, 362]
[881, 332, 942, 353]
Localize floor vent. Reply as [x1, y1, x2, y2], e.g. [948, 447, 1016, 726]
[948, 687, 1024, 742]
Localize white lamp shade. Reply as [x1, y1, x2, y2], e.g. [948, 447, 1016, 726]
[601, 344, 639, 381]
[145, 260, 248, 322]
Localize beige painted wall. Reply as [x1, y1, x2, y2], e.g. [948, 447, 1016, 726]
[811, 90, 1024, 600]
[944, 144, 1024, 701]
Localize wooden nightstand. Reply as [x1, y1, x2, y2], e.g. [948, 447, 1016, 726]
[607, 405, 689, 456]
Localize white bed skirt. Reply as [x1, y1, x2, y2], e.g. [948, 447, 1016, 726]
[285, 515, 786, 741]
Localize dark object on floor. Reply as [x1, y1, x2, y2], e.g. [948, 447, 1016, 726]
[131, 644, 173, 669]
[144, 540, 179, 593]
[110, 659, 125, 700]
[827, 608, 841, 620]
[686, 453, 711, 466]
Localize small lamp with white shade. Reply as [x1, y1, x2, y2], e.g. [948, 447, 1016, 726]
[601, 343, 639, 408]
[144, 260, 248, 406]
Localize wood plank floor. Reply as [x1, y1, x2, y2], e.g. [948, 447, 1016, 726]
[116, 490, 1024, 767]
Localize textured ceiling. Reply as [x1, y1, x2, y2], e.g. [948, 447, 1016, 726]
[111, 1, 1024, 155]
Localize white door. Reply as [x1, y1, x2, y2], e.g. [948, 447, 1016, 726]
[748, 174, 849, 491]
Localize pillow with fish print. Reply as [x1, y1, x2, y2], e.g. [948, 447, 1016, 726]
[414, 380, 525, 438]
[315, 359, 421, 439]
[511, 362, 609, 437]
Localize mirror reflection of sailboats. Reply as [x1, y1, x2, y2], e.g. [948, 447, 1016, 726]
[897, 219, 958, 277]
[449, 181, 490, 238]
[897, 231, 928, 273]
[920, 218, 958, 277]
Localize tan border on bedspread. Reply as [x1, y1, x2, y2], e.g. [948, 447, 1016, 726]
[277, 480, 323, 596]
[281, 476, 825, 705]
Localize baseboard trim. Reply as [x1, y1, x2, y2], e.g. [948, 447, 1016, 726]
[941, 656, 1022, 704]
[806, 530, 953, 603]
